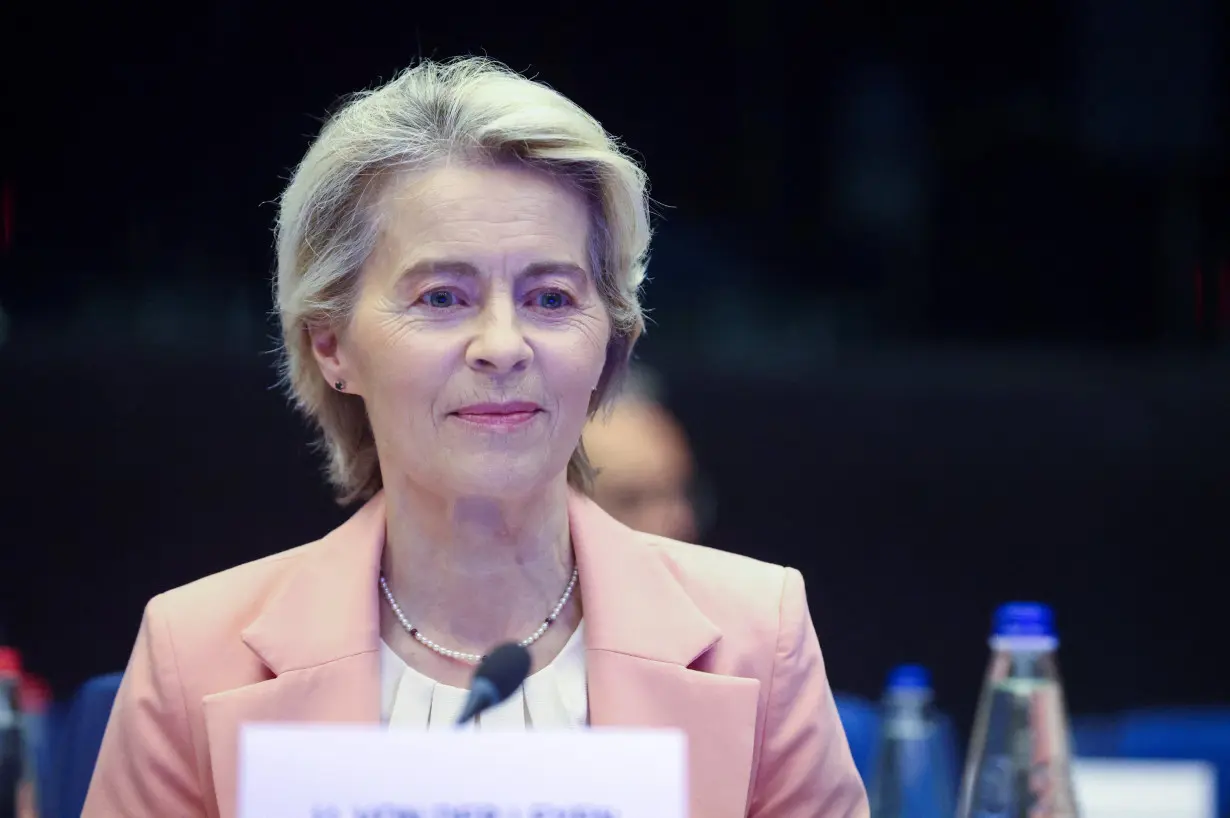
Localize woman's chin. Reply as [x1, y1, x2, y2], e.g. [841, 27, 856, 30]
[421, 455, 565, 499]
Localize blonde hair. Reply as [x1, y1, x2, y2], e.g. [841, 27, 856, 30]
[275, 57, 651, 505]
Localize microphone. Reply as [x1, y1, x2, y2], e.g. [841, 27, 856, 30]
[455, 642, 532, 726]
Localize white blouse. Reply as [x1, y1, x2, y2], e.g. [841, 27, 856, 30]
[380, 621, 589, 729]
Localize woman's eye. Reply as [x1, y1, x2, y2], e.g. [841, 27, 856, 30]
[534, 290, 571, 310]
[422, 290, 459, 308]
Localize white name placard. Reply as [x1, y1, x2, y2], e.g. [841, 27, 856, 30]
[1072, 758, 1216, 818]
[239, 724, 687, 818]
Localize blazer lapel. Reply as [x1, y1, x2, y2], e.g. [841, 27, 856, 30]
[570, 495, 761, 818]
[204, 494, 387, 818]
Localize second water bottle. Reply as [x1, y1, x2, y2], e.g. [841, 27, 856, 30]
[869, 664, 956, 818]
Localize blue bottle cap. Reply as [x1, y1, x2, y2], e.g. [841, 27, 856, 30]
[885, 663, 931, 691]
[992, 602, 1056, 639]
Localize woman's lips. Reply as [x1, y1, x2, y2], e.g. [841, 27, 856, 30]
[450, 402, 543, 430]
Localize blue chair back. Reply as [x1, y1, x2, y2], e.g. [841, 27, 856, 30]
[834, 693, 879, 782]
[1071, 714, 1125, 758]
[30, 704, 64, 818]
[52, 672, 124, 818]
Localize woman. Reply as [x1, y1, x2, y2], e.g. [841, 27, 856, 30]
[83, 58, 867, 818]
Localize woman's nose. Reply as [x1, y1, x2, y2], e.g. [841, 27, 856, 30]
[465, 302, 533, 374]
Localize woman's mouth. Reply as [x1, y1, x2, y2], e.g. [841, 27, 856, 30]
[450, 402, 544, 430]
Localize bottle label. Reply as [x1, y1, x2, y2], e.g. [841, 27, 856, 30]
[970, 755, 1013, 817]
[964, 680, 1079, 818]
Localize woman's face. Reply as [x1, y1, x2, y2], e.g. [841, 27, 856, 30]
[312, 163, 611, 500]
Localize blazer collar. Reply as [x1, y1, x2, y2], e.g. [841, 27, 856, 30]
[241, 489, 722, 674]
[568, 492, 721, 666]
[240, 492, 387, 674]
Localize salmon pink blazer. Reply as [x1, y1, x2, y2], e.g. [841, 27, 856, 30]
[83, 492, 868, 817]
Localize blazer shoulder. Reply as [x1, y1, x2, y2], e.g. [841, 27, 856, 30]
[648, 536, 796, 632]
[153, 542, 312, 623]
[139, 541, 318, 687]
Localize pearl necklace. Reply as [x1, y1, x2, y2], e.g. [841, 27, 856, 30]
[378, 567, 579, 665]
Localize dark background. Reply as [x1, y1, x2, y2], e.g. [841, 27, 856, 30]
[2, 0, 1228, 741]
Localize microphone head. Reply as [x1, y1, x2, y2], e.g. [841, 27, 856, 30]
[475, 642, 532, 702]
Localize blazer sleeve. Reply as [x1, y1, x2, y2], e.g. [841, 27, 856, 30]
[748, 567, 870, 818]
[83, 595, 208, 817]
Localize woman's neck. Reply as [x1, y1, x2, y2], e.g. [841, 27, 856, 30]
[380, 478, 577, 656]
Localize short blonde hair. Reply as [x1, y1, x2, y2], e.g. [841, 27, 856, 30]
[275, 57, 651, 505]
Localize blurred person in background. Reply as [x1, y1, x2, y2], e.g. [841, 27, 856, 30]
[583, 366, 703, 542]
[84, 57, 867, 818]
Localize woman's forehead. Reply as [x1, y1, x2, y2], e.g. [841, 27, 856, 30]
[371, 165, 593, 276]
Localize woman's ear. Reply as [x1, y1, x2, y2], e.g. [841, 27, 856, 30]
[309, 322, 359, 396]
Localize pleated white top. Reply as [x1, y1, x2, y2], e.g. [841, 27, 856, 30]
[380, 621, 589, 729]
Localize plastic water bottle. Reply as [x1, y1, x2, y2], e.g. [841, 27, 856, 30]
[17, 675, 49, 818]
[0, 645, 22, 818]
[868, 664, 956, 818]
[957, 602, 1080, 818]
